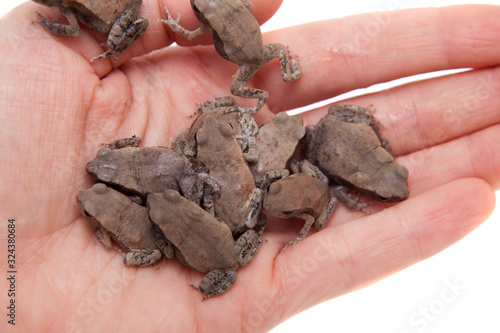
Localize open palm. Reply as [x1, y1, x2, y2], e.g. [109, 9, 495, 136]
[1, 1, 499, 331]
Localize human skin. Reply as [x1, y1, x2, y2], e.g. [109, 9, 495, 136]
[1, 1, 499, 332]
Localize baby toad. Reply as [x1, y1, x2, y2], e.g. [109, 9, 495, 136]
[174, 101, 259, 162]
[303, 105, 409, 209]
[76, 183, 173, 266]
[160, 0, 301, 114]
[86, 137, 218, 206]
[148, 189, 264, 300]
[31, 0, 148, 62]
[196, 115, 263, 234]
[263, 173, 337, 249]
[248, 112, 305, 188]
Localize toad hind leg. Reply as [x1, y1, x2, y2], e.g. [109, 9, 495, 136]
[124, 249, 162, 266]
[223, 46, 300, 115]
[104, 135, 141, 149]
[334, 185, 371, 213]
[91, 7, 149, 62]
[33, 7, 80, 36]
[235, 228, 267, 266]
[94, 225, 112, 248]
[315, 198, 338, 230]
[191, 270, 237, 301]
[263, 43, 301, 82]
[246, 188, 264, 229]
[258, 169, 290, 190]
[229, 63, 268, 115]
[283, 213, 315, 250]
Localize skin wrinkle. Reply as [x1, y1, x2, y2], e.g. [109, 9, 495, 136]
[479, 66, 500, 120]
[398, 122, 500, 198]
[270, 270, 303, 329]
[86, 71, 131, 138]
[267, 277, 286, 331]
[465, 128, 495, 186]
[273, 252, 297, 300]
[132, 64, 173, 141]
[415, 12, 448, 70]
[438, 10, 456, 69]
[188, 286, 203, 333]
[455, 21, 500, 68]
[156, 48, 234, 130]
[116, 69, 137, 133]
[351, 226, 396, 288]
[419, 204, 459, 255]
[267, 241, 287, 318]
[331, 225, 360, 293]
[119, 277, 142, 330]
[405, 87, 428, 152]
[478, 126, 500, 188]
[51, 272, 80, 330]
[27, 217, 88, 265]
[392, 203, 423, 263]
[416, 7, 471, 71]
[124, 66, 154, 140]
[30, 226, 64, 260]
[337, 18, 375, 90]
[239, 287, 258, 330]
[311, 18, 365, 88]
[189, 47, 234, 98]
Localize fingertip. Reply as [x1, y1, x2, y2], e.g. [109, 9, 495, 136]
[249, 0, 283, 25]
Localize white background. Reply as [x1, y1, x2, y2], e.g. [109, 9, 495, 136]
[1, 1, 499, 332]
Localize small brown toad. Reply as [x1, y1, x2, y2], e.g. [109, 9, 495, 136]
[160, 0, 300, 114]
[303, 105, 409, 210]
[31, 0, 148, 62]
[76, 183, 173, 266]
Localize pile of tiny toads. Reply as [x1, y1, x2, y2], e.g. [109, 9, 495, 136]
[30, 0, 408, 300]
[76, 102, 409, 300]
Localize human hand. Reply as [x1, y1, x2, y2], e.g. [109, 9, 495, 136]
[1, 1, 498, 332]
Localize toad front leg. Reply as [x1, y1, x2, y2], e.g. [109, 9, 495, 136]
[333, 185, 371, 213]
[91, 226, 164, 266]
[91, 6, 149, 62]
[92, 221, 164, 266]
[283, 197, 337, 250]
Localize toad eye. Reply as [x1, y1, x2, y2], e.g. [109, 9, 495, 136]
[282, 211, 294, 215]
[376, 195, 389, 202]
